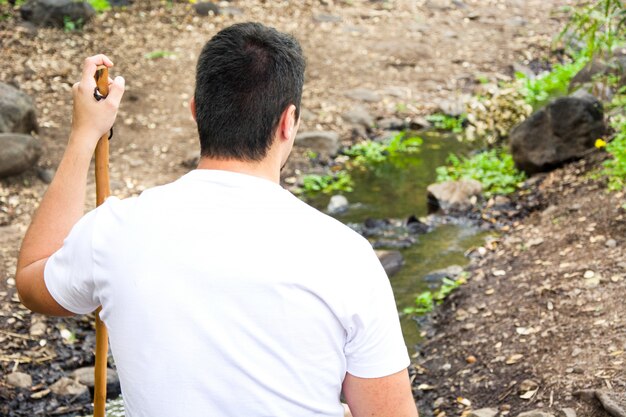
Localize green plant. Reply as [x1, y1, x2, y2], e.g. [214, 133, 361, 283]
[436, 149, 526, 197]
[559, 0, 626, 58]
[343, 133, 423, 167]
[63, 16, 84, 32]
[603, 113, 626, 190]
[87, 0, 111, 12]
[426, 113, 466, 133]
[515, 54, 589, 108]
[403, 275, 466, 316]
[299, 171, 354, 194]
[144, 50, 175, 59]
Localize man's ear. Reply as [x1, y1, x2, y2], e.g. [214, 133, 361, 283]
[190, 96, 197, 122]
[279, 104, 298, 142]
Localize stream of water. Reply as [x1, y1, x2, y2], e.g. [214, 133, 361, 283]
[308, 132, 490, 350]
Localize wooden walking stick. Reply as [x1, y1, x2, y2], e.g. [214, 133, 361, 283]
[94, 65, 111, 417]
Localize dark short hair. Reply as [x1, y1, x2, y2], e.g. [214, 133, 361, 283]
[194, 22, 306, 161]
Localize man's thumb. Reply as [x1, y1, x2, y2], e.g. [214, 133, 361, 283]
[107, 76, 125, 105]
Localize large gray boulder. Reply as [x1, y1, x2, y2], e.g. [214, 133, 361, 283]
[20, 0, 95, 28]
[0, 83, 38, 134]
[294, 131, 339, 158]
[0, 134, 43, 178]
[510, 94, 605, 175]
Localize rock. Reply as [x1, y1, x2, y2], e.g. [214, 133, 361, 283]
[0, 83, 38, 134]
[344, 88, 381, 103]
[49, 377, 89, 397]
[294, 131, 340, 158]
[519, 379, 539, 394]
[20, 0, 95, 28]
[71, 367, 121, 397]
[342, 107, 374, 129]
[29, 315, 47, 338]
[377, 118, 406, 131]
[606, 238, 617, 248]
[470, 408, 498, 417]
[516, 411, 555, 417]
[406, 215, 429, 234]
[436, 98, 465, 117]
[0, 134, 43, 178]
[510, 94, 605, 175]
[423, 265, 464, 282]
[427, 179, 482, 212]
[193, 1, 220, 16]
[375, 250, 404, 277]
[313, 14, 342, 23]
[560, 408, 576, 417]
[6, 372, 33, 389]
[570, 55, 626, 91]
[36, 167, 55, 184]
[327, 195, 349, 215]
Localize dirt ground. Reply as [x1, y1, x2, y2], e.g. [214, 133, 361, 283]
[0, 0, 603, 416]
[413, 154, 626, 417]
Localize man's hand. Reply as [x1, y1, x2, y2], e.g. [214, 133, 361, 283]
[70, 54, 125, 153]
[16, 54, 124, 316]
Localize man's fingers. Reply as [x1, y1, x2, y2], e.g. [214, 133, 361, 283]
[80, 54, 114, 86]
[106, 76, 126, 106]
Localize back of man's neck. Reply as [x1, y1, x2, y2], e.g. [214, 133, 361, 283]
[196, 157, 280, 184]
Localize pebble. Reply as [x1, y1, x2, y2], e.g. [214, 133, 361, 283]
[49, 377, 88, 397]
[606, 238, 617, 248]
[344, 88, 381, 102]
[469, 408, 498, 417]
[6, 371, 32, 388]
[327, 195, 349, 215]
[560, 408, 576, 417]
[517, 411, 555, 417]
[583, 270, 595, 279]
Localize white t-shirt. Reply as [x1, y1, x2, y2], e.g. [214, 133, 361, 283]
[44, 169, 409, 417]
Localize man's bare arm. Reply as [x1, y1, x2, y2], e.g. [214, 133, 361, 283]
[16, 54, 125, 316]
[342, 368, 418, 417]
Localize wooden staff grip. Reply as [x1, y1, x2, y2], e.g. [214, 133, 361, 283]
[94, 65, 110, 417]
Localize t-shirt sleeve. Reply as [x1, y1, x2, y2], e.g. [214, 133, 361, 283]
[44, 209, 99, 315]
[343, 239, 410, 378]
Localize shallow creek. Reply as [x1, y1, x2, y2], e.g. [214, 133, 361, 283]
[307, 133, 490, 350]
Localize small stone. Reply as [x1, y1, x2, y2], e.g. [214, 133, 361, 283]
[36, 167, 55, 184]
[377, 117, 406, 130]
[505, 353, 523, 364]
[469, 408, 498, 417]
[327, 195, 349, 214]
[375, 250, 404, 277]
[193, 1, 220, 16]
[560, 408, 576, 417]
[433, 397, 445, 408]
[344, 88, 381, 102]
[606, 239, 617, 248]
[294, 131, 340, 158]
[6, 372, 32, 388]
[49, 377, 88, 397]
[341, 107, 374, 129]
[466, 355, 477, 364]
[517, 411, 556, 417]
[29, 316, 46, 337]
[519, 379, 539, 394]
[583, 270, 595, 279]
